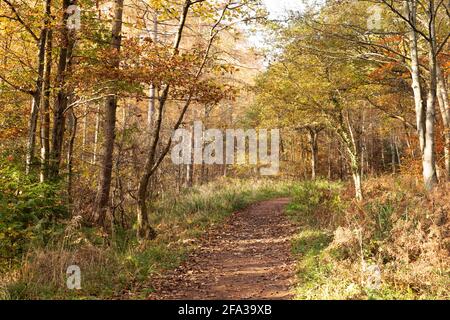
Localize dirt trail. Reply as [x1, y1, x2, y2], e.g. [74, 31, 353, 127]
[148, 198, 298, 300]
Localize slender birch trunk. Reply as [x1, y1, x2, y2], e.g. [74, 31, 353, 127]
[40, 25, 52, 182]
[26, 0, 51, 174]
[307, 127, 319, 180]
[93, 104, 100, 165]
[422, 0, 438, 190]
[67, 108, 77, 204]
[95, 0, 125, 227]
[81, 104, 88, 162]
[405, 0, 437, 190]
[436, 63, 450, 179]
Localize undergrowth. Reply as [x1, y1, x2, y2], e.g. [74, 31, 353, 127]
[287, 177, 449, 300]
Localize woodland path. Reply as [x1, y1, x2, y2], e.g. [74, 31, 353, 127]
[148, 198, 298, 300]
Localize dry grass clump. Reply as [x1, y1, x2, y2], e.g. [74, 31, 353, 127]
[17, 245, 116, 297]
[6, 213, 122, 299]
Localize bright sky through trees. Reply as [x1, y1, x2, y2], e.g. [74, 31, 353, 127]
[262, 0, 304, 18]
[248, 0, 306, 51]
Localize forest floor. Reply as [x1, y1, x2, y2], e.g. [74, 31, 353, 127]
[148, 198, 297, 300]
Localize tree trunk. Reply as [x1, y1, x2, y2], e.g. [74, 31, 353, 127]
[134, 0, 228, 239]
[406, 0, 437, 190]
[50, 0, 75, 179]
[136, 173, 157, 240]
[352, 169, 363, 201]
[40, 25, 52, 182]
[336, 109, 364, 201]
[67, 108, 77, 204]
[395, 136, 401, 168]
[407, 1, 425, 152]
[391, 135, 396, 174]
[95, 0, 125, 227]
[93, 104, 100, 164]
[346, 133, 363, 201]
[186, 122, 194, 187]
[327, 137, 332, 179]
[26, 0, 50, 174]
[136, 96, 162, 239]
[135, 0, 192, 240]
[422, 0, 438, 190]
[307, 127, 319, 180]
[147, 13, 158, 128]
[436, 63, 450, 179]
[26, 92, 41, 174]
[186, 163, 194, 187]
[81, 104, 88, 162]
